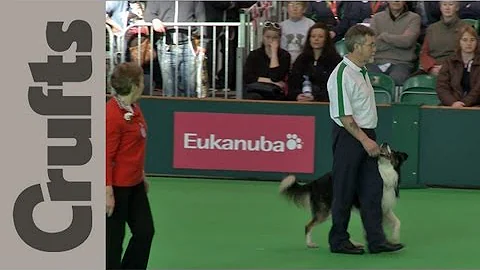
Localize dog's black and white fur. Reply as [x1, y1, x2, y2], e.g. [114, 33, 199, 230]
[279, 143, 408, 248]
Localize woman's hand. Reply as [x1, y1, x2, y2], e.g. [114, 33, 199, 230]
[144, 180, 150, 193]
[451, 101, 465, 108]
[297, 94, 314, 102]
[143, 170, 149, 193]
[429, 65, 442, 76]
[106, 185, 115, 217]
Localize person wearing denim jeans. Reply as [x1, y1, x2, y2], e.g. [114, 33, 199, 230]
[157, 34, 197, 97]
[144, 1, 206, 97]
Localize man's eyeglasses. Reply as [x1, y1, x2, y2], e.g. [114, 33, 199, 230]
[362, 42, 376, 48]
[263, 21, 281, 30]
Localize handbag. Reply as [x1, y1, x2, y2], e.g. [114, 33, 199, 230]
[128, 35, 156, 66]
[245, 82, 285, 100]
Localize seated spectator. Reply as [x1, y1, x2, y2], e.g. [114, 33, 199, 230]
[366, 1, 421, 86]
[459, 1, 480, 20]
[410, 1, 441, 44]
[243, 21, 291, 100]
[419, 1, 466, 76]
[328, 1, 372, 43]
[362, 1, 389, 25]
[436, 25, 480, 108]
[287, 22, 342, 102]
[280, 1, 315, 65]
[304, 1, 337, 29]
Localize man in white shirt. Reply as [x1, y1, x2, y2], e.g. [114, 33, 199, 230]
[327, 24, 404, 255]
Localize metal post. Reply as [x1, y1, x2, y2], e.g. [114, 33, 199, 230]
[236, 13, 246, 100]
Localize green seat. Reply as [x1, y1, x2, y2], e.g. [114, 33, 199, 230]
[335, 39, 348, 57]
[402, 74, 437, 92]
[400, 92, 441, 105]
[369, 72, 395, 104]
[400, 74, 439, 105]
[374, 91, 392, 104]
[462, 19, 480, 33]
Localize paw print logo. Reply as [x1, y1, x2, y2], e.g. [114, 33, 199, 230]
[286, 134, 303, 150]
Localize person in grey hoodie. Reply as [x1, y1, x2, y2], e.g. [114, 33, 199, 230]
[144, 1, 206, 97]
[366, 1, 421, 86]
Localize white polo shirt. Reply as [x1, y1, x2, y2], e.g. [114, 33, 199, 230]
[327, 56, 378, 129]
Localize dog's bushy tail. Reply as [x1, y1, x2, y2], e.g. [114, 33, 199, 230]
[279, 175, 311, 209]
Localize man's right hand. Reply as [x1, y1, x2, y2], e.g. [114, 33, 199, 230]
[362, 138, 381, 157]
[152, 19, 165, 33]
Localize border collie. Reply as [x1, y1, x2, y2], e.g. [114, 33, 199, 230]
[279, 143, 408, 248]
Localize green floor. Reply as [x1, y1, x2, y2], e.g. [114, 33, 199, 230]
[132, 177, 479, 269]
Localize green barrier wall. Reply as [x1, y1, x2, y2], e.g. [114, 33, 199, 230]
[419, 107, 480, 188]
[114, 97, 479, 189]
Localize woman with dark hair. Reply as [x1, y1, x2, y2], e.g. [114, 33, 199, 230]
[106, 62, 155, 269]
[287, 22, 342, 102]
[243, 21, 291, 100]
[436, 25, 480, 107]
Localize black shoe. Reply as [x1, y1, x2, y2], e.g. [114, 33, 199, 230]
[331, 241, 365, 255]
[369, 242, 405, 254]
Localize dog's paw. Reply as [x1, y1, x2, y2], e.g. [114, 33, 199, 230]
[391, 230, 400, 244]
[390, 236, 400, 244]
[306, 242, 319, 248]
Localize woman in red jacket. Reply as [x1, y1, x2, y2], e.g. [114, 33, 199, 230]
[106, 62, 154, 270]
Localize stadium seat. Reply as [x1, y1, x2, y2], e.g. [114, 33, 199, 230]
[400, 92, 441, 105]
[402, 74, 437, 92]
[400, 74, 439, 105]
[375, 91, 392, 104]
[335, 39, 348, 57]
[462, 19, 479, 33]
[369, 72, 395, 104]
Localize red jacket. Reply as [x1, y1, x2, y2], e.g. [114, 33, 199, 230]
[106, 98, 147, 187]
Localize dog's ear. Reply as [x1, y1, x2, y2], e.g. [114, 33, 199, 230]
[397, 151, 408, 164]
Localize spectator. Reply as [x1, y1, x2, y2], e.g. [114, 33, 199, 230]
[280, 1, 315, 65]
[366, 1, 421, 86]
[106, 1, 129, 36]
[144, 1, 206, 97]
[287, 22, 342, 102]
[459, 1, 480, 20]
[419, 1, 466, 76]
[362, 1, 389, 25]
[243, 21, 291, 100]
[436, 25, 480, 108]
[304, 1, 337, 29]
[204, 1, 256, 91]
[329, 1, 372, 43]
[410, 1, 441, 44]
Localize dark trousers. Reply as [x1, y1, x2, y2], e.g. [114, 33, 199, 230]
[328, 123, 386, 250]
[106, 182, 155, 270]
